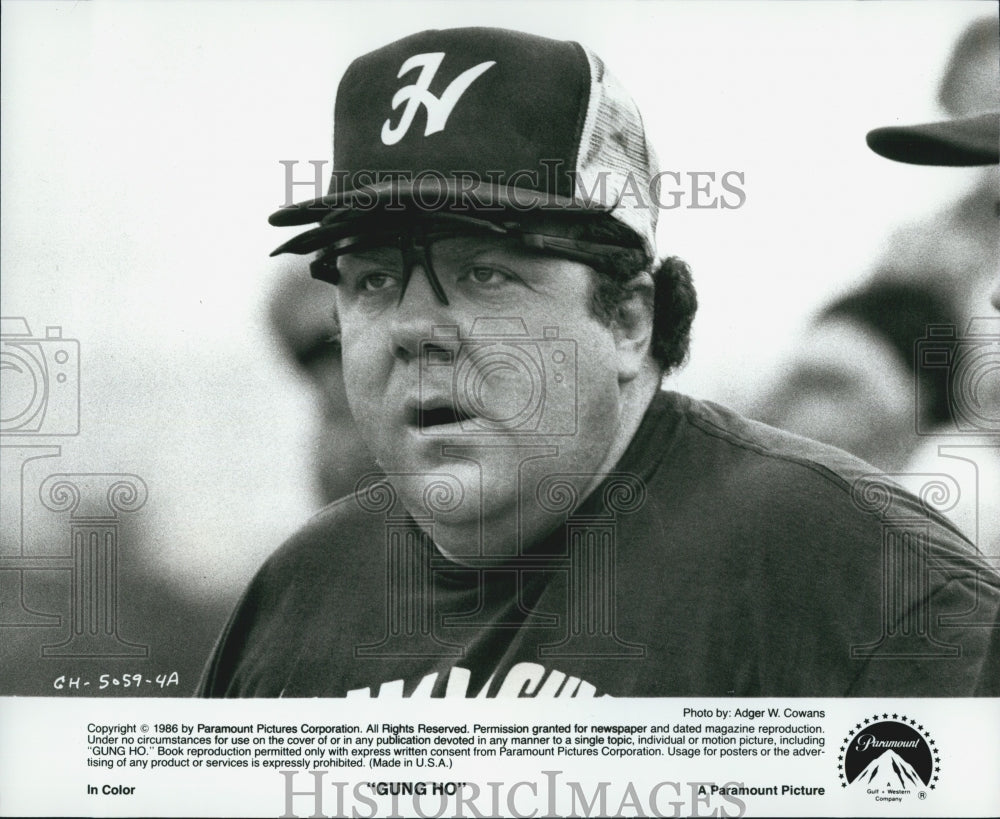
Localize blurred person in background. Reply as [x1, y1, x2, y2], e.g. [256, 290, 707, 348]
[267, 266, 379, 505]
[866, 105, 999, 551]
[866, 15, 999, 551]
[870, 16, 998, 327]
[752, 16, 999, 549]
[751, 280, 962, 473]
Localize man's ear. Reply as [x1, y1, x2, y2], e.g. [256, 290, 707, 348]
[612, 286, 655, 383]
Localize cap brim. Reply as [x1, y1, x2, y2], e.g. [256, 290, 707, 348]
[865, 111, 999, 166]
[268, 179, 603, 230]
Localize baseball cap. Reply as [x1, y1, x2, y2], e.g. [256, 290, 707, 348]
[865, 111, 1000, 166]
[269, 27, 659, 258]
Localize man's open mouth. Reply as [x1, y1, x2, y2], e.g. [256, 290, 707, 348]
[414, 403, 477, 430]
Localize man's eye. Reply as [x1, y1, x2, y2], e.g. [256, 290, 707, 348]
[464, 266, 511, 286]
[358, 272, 399, 292]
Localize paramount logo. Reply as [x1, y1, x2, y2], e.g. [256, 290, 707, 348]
[851, 749, 923, 791]
[839, 716, 940, 804]
[854, 734, 920, 752]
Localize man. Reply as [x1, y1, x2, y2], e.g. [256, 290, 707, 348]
[751, 280, 962, 473]
[866, 106, 1000, 545]
[864, 105, 1000, 690]
[200, 27, 999, 697]
[866, 108, 999, 313]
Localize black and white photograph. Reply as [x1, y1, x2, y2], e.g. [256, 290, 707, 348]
[1, 1, 998, 816]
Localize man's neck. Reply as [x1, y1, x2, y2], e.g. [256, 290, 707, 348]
[580, 360, 662, 500]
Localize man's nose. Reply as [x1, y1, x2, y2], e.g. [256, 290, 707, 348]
[389, 264, 452, 362]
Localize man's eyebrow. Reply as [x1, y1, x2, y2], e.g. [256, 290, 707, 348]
[338, 246, 400, 264]
[439, 236, 543, 263]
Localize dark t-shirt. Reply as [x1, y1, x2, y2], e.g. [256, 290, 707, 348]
[199, 391, 1000, 697]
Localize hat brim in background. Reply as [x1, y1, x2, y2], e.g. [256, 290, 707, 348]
[865, 111, 999, 166]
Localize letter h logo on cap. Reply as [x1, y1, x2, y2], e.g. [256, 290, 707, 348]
[381, 52, 496, 145]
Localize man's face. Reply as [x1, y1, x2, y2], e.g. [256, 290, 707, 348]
[334, 229, 629, 561]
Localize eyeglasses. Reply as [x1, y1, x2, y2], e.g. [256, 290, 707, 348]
[287, 213, 644, 306]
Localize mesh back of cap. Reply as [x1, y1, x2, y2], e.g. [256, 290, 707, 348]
[575, 48, 659, 257]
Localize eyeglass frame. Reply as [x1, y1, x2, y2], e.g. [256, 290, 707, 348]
[308, 213, 647, 306]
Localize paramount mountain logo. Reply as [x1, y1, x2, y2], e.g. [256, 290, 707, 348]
[854, 749, 923, 789]
[839, 716, 940, 805]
